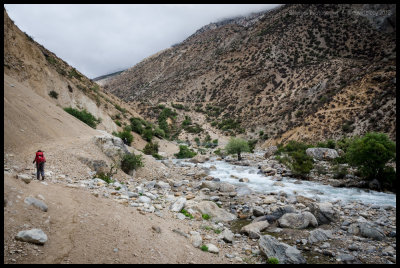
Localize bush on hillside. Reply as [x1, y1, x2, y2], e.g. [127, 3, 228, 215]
[175, 145, 197, 159]
[63, 107, 100, 128]
[113, 127, 133, 146]
[120, 153, 143, 174]
[49, 90, 59, 99]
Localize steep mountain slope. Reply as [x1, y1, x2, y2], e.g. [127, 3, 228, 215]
[104, 4, 396, 146]
[4, 8, 146, 136]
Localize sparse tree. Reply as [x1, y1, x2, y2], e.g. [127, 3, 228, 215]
[225, 137, 250, 161]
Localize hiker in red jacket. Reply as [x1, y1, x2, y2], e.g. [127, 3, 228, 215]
[33, 150, 46, 180]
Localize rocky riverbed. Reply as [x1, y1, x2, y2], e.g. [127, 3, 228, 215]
[6, 150, 396, 264]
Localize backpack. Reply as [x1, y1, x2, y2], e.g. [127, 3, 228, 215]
[36, 151, 45, 164]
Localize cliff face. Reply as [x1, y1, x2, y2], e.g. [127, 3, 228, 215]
[104, 4, 396, 145]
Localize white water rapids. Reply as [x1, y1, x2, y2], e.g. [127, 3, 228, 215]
[175, 158, 396, 208]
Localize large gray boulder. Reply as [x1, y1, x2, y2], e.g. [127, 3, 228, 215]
[259, 235, 306, 264]
[347, 222, 385, 241]
[93, 130, 130, 159]
[15, 229, 48, 245]
[278, 212, 318, 229]
[169, 197, 187, 212]
[188, 201, 236, 222]
[306, 148, 339, 160]
[308, 228, 333, 244]
[200, 181, 219, 191]
[218, 182, 236, 192]
[265, 205, 296, 223]
[307, 202, 339, 225]
[240, 220, 270, 239]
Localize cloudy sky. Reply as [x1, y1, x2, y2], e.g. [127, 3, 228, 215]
[5, 4, 281, 79]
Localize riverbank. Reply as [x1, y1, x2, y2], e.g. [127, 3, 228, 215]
[5, 150, 396, 264]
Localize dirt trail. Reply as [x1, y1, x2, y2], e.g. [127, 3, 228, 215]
[3, 74, 230, 264]
[4, 173, 229, 264]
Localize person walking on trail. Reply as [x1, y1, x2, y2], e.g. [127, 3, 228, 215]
[33, 150, 46, 180]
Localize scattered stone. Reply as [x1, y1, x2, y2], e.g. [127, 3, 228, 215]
[24, 197, 48, 212]
[16, 174, 32, 184]
[222, 229, 235, 243]
[307, 202, 339, 225]
[308, 229, 333, 244]
[188, 201, 236, 222]
[278, 212, 318, 229]
[252, 206, 265, 217]
[259, 235, 306, 264]
[189, 231, 202, 248]
[169, 197, 186, 212]
[151, 226, 161, 233]
[265, 205, 296, 223]
[137, 196, 152, 204]
[240, 221, 269, 239]
[15, 229, 47, 245]
[206, 243, 219, 254]
[347, 222, 385, 241]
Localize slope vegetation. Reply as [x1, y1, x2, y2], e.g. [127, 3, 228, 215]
[104, 4, 396, 145]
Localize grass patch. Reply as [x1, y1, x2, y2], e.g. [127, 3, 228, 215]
[200, 245, 208, 252]
[180, 209, 194, 219]
[202, 214, 211, 220]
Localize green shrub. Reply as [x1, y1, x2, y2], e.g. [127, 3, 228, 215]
[143, 142, 159, 156]
[267, 257, 279, 264]
[64, 107, 100, 128]
[316, 139, 336, 149]
[113, 127, 133, 146]
[68, 68, 82, 80]
[154, 126, 165, 139]
[184, 123, 203, 134]
[275, 140, 314, 178]
[94, 172, 114, 184]
[175, 145, 197, 159]
[130, 117, 144, 135]
[214, 148, 223, 157]
[114, 104, 127, 114]
[248, 139, 257, 153]
[200, 245, 209, 252]
[332, 164, 348, 179]
[142, 126, 154, 142]
[194, 137, 201, 146]
[120, 153, 143, 174]
[49, 90, 59, 99]
[346, 132, 396, 187]
[225, 137, 250, 160]
[202, 214, 211, 220]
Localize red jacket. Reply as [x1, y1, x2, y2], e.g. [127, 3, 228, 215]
[33, 151, 46, 164]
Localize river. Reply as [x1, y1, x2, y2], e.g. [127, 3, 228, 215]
[175, 158, 396, 208]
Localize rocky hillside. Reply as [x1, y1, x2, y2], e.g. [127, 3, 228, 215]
[104, 4, 396, 146]
[4, 8, 144, 136]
